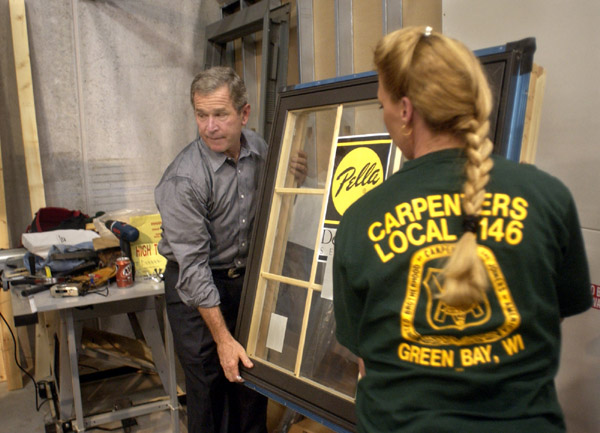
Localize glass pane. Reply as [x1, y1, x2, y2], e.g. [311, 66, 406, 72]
[339, 100, 386, 137]
[268, 193, 322, 282]
[253, 279, 307, 373]
[281, 106, 339, 189]
[300, 294, 359, 397]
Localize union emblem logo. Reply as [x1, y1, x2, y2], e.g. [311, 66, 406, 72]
[401, 243, 521, 346]
[423, 268, 491, 331]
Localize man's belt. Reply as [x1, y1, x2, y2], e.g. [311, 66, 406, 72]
[213, 267, 245, 279]
[166, 261, 245, 279]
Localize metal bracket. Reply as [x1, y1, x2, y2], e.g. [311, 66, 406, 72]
[205, 0, 290, 140]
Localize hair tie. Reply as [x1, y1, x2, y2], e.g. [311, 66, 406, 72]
[424, 26, 433, 37]
[462, 215, 480, 234]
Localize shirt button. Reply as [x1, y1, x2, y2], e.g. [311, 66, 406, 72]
[240, 194, 245, 199]
[241, 242, 246, 247]
[242, 218, 246, 224]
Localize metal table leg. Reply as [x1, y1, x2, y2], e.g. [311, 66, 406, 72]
[65, 308, 85, 432]
[136, 297, 180, 432]
[163, 301, 180, 432]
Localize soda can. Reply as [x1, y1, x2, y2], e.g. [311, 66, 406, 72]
[116, 256, 133, 288]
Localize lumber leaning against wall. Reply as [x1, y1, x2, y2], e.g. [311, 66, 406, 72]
[0, 136, 7, 384]
[10, 0, 46, 216]
[1, 0, 49, 391]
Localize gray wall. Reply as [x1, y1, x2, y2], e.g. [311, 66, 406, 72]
[1, 0, 222, 246]
[444, 1, 600, 432]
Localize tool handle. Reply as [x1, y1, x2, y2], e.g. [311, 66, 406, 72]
[9, 278, 36, 286]
[19, 284, 50, 297]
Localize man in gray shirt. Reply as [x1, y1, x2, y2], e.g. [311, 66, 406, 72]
[155, 67, 268, 433]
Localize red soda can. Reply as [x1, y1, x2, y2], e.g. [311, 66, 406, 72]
[116, 257, 133, 287]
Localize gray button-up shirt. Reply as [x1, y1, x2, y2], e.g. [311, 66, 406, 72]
[155, 129, 267, 308]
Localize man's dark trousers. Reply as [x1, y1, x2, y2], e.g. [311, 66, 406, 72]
[164, 261, 268, 433]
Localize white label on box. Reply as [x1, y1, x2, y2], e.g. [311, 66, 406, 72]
[266, 313, 288, 353]
[321, 254, 334, 301]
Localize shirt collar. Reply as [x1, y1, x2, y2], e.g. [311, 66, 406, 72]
[401, 148, 466, 172]
[200, 129, 260, 172]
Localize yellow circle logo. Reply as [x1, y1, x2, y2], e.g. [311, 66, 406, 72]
[332, 147, 384, 215]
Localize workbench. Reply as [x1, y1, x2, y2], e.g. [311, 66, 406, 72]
[9, 278, 180, 432]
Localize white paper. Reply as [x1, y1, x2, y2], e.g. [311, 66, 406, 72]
[321, 255, 334, 300]
[29, 297, 37, 313]
[265, 313, 288, 353]
[21, 230, 100, 258]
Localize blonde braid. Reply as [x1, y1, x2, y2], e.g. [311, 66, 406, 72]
[438, 47, 495, 309]
[438, 122, 494, 309]
[374, 27, 496, 309]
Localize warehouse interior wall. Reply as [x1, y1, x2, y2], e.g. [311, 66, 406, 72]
[0, 0, 598, 430]
[443, 2, 600, 432]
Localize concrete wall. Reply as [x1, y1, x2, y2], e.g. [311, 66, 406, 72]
[443, 1, 600, 432]
[0, 0, 222, 247]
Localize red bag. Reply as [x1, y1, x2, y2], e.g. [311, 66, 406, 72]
[27, 207, 90, 233]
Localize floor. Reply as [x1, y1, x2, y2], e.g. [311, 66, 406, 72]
[0, 378, 51, 431]
[0, 336, 306, 433]
[0, 373, 187, 432]
[0, 372, 305, 433]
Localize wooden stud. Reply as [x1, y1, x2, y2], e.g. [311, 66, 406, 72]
[7, 0, 48, 390]
[34, 311, 58, 380]
[0, 290, 22, 389]
[9, 0, 46, 215]
[0, 138, 8, 250]
[0, 135, 11, 384]
[314, 0, 336, 80]
[520, 63, 546, 164]
[354, 0, 383, 73]
[403, 0, 442, 31]
[0, 340, 5, 382]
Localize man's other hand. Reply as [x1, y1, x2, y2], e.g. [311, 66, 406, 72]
[289, 150, 308, 185]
